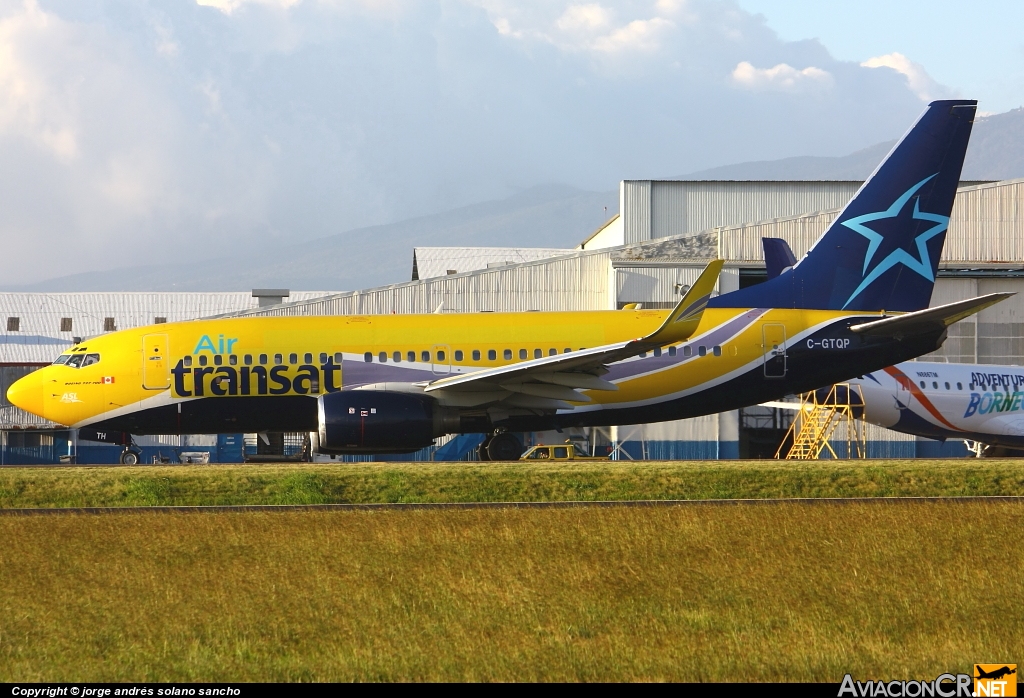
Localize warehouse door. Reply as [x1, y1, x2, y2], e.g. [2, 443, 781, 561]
[142, 334, 171, 390]
[761, 324, 787, 378]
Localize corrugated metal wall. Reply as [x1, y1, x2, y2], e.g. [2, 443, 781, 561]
[234, 252, 615, 318]
[623, 180, 861, 240]
[716, 179, 1024, 264]
[622, 181, 651, 244]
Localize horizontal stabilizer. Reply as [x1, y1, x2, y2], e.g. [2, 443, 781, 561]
[850, 293, 1013, 336]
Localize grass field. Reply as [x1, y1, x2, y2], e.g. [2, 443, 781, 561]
[1, 458, 1024, 508]
[1, 500, 1021, 681]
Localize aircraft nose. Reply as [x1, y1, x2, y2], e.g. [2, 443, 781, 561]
[6, 371, 45, 419]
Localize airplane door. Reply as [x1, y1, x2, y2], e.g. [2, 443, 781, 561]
[142, 334, 171, 390]
[762, 324, 787, 378]
[431, 344, 451, 375]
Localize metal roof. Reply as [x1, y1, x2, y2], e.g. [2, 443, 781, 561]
[0, 291, 332, 364]
[412, 247, 575, 280]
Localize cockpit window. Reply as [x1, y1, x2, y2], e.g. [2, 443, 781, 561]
[63, 353, 99, 368]
[53, 355, 70, 365]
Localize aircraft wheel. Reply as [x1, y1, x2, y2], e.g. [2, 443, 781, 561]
[120, 449, 141, 465]
[477, 435, 493, 461]
[486, 432, 523, 461]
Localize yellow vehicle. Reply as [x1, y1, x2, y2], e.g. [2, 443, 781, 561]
[520, 444, 608, 461]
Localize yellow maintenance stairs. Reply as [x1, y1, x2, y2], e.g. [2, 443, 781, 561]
[775, 383, 867, 460]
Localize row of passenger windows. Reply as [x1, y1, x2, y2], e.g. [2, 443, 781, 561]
[182, 352, 343, 367]
[362, 344, 725, 363]
[920, 380, 1009, 392]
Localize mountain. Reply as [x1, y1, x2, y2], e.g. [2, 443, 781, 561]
[2, 185, 617, 293]
[683, 107, 1024, 181]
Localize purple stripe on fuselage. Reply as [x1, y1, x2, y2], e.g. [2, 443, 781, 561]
[604, 308, 770, 383]
[342, 359, 440, 388]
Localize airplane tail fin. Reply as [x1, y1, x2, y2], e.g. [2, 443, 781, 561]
[714, 99, 977, 312]
[762, 238, 797, 280]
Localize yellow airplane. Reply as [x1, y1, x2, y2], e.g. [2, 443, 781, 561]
[6, 99, 1009, 461]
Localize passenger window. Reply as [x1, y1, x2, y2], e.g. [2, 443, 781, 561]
[66, 354, 84, 368]
[184, 355, 193, 367]
[553, 447, 569, 458]
[379, 352, 387, 363]
[407, 351, 415, 362]
[683, 346, 692, 357]
[454, 350, 464, 361]
[259, 354, 268, 365]
[364, 352, 372, 362]
[305, 353, 313, 364]
[320, 353, 328, 363]
[945, 382, 950, 390]
[969, 383, 975, 390]
[436, 350, 446, 361]
[244, 355, 252, 365]
[81, 353, 100, 367]
[472, 350, 481, 361]
[957, 382, 963, 390]
[519, 349, 527, 360]
[335, 353, 343, 364]
[214, 355, 223, 366]
[53, 355, 70, 365]
[933, 381, 938, 389]
[698, 346, 707, 357]
[289, 353, 298, 365]
[393, 351, 402, 363]
[199, 355, 208, 366]
[640, 352, 647, 358]
[549, 348, 557, 356]
[274, 354, 283, 365]
[504, 349, 512, 360]
[488, 349, 497, 361]
[563, 348, 571, 354]
[534, 348, 542, 359]
[421, 351, 430, 362]
[654, 348, 662, 357]
[669, 346, 677, 356]
[713, 346, 722, 357]
[920, 381, 926, 389]
[229, 355, 237, 366]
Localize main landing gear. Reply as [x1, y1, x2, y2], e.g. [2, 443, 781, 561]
[477, 431, 524, 461]
[119, 447, 142, 465]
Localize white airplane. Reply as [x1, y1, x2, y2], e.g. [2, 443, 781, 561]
[847, 362, 1024, 454]
[762, 238, 1022, 455]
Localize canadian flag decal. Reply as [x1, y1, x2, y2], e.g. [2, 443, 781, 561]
[103, 376, 115, 384]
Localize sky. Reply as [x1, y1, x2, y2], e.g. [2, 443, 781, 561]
[735, 0, 1024, 115]
[0, 0, 1015, 285]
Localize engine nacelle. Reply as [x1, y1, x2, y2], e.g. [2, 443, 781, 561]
[315, 390, 459, 454]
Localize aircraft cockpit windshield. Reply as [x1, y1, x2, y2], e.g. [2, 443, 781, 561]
[55, 353, 100, 368]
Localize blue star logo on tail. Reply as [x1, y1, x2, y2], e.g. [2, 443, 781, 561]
[841, 173, 949, 309]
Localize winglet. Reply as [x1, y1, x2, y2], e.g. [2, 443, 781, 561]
[641, 259, 724, 345]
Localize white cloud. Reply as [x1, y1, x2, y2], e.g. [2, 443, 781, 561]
[0, 0, 933, 287]
[731, 60, 832, 91]
[861, 52, 951, 102]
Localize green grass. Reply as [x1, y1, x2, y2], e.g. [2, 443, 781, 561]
[1, 459, 1023, 508]
[1, 501, 1021, 681]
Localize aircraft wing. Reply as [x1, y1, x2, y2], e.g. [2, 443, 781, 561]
[423, 260, 725, 408]
[849, 293, 1013, 337]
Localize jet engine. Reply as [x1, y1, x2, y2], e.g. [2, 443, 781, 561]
[313, 390, 460, 454]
